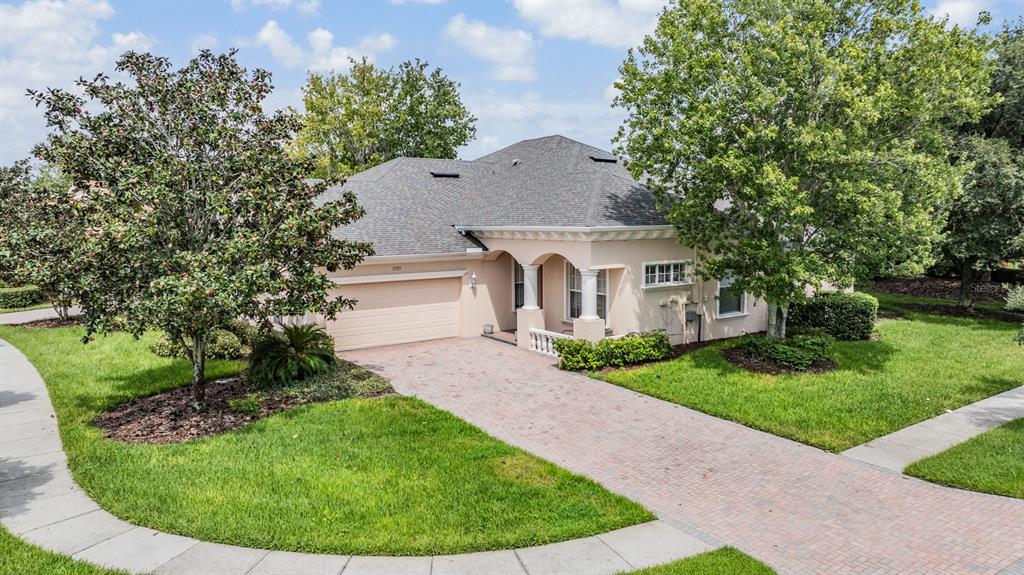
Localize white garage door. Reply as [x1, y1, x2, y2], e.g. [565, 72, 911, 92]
[327, 277, 461, 351]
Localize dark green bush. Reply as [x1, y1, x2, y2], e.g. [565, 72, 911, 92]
[149, 329, 244, 359]
[737, 334, 834, 370]
[0, 285, 44, 309]
[788, 291, 878, 340]
[553, 331, 672, 371]
[249, 324, 336, 386]
[552, 337, 602, 371]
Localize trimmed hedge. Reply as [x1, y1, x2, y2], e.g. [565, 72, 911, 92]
[553, 331, 672, 371]
[737, 334, 833, 370]
[150, 329, 244, 359]
[0, 285, 44, 309]
[788, 291, 878, 340]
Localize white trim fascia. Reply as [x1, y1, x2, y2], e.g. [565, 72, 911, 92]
[329, 269, 467, 285]
[360, 251, 486, 264]
[457, 225, 675, 242]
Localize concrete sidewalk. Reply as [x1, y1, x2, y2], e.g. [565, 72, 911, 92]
[0, 306, 81, 325]
[0, 338, 714, 575]
[843, 385, 1024, 471]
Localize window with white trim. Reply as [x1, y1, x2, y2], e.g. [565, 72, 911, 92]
[513, 261, 525, 309]
[642, 260, 693, 288]
[717, 276, 746, 316]
[566, 263, 607, 320]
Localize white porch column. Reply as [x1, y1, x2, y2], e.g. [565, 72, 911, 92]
[579, 269, 600, 320]
[521, 264, 540, 310]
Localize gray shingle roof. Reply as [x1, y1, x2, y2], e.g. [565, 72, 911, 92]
[325, 135, 668, 257]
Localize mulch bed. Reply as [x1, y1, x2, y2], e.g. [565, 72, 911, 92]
[94, 376, 304, 445]
[721, 346, 835, 376]
[671, 338, 723, 357]
[15, 317, 82, 329]
[896, 303, 1024, 323]
[870, 276, 1010, 303]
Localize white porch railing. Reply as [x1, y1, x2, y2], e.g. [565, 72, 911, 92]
[529, 328, 571, 356]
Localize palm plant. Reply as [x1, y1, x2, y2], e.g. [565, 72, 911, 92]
[249, 324, 336, 386]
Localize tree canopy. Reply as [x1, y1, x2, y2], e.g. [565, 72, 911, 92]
[614, 0, 994, 336]
[295, 58, 477, 180]
[938, 18, 1024, 307]
[31, 50, 374, 400]
[0, 161, 79, 318]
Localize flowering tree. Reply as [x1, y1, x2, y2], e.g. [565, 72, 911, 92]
[614, 0, 994, 337]
[31, 50, 374, 402]
[0, 161, 79, 319]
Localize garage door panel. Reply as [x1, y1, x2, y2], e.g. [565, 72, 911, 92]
[327, 278, 460, 350]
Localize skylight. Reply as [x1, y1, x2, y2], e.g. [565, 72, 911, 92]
[589, 156, 618, 164]
[430, 171, 460, 178]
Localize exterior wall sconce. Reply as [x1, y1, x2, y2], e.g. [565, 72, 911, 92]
[470, 272, 478, 287]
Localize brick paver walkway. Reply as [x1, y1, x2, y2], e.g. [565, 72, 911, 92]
[343, 338, 1024, 575]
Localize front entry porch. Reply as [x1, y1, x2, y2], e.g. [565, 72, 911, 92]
[512, 258, 608, 354]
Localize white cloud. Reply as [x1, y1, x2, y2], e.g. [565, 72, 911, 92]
[930, 0, 992, 28]
[190, 33, 218, 54]
[459, 90, 624, 159]
[0, 0, 153, 163]
[231, 0, 321, 15]
[256, 20, 396, 73]
[513, 0, 665, 49]
[443, 14, 537, 82]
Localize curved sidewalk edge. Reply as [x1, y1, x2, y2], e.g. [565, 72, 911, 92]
[0, 338, 717, 575]
[0, 306, 82, 326]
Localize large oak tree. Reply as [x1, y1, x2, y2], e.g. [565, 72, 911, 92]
[614, 0, 994, 336]
[31, 50, 374, 402]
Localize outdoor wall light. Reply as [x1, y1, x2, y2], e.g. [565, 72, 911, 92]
[470, 272, 478, 287]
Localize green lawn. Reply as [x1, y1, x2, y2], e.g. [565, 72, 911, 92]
[595, 293, 1023, 452]
[905, 418, 1024, 499]
[620, 548, 776, 575]
[0, 325, 651, 556]
[0, 527, 128, 575]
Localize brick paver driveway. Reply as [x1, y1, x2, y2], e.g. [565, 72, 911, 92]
[343, 338, 1024, 575]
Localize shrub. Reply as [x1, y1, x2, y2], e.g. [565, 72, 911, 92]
[737, 334, 834, 370]
[594, 332, 673, 367]
[552, 338, 602, 371]
[0, 285, 44, 309]
[249, 324, 336, 386]
[1006, 286, 1024, 311]
[278, 360, 394, 402]
[788, 291, 878, 340]
[224, 318, 262, 347]
[149, 329, 244, 359]
[553, 331, 672, 371]
[1016, 325, 1024, 346]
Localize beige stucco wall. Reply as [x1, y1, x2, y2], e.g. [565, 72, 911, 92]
[322, 236, 770, 347]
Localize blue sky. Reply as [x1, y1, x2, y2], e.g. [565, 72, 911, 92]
[1, 0, 1021, 165]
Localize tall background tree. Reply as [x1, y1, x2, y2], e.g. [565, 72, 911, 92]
[31, 50, 374, 402]
[294, 58, 477, 180]
[0, 161, 79, 319]
[938, 18, 1024, 308]
[614, 0, 994, 337]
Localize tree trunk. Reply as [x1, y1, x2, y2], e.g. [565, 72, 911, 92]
[766, 302, 789, 339]
[958, 263, 976, 309]
[189, 333, 207, 405]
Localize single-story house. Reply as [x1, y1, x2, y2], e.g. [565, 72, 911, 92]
[316, 135, 767, 353]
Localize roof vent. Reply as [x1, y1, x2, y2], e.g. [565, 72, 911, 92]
[512, 159, 520, 167]
[430, 171, 460, 178]
[589, 156, 618, 164]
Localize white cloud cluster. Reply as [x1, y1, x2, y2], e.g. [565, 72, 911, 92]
[0, 0, 153, 163]
[256, 21, 396, 73]
[929, 0, 992, 28]
[230, 0, 320, 16]
[459, 90, 623, 159]
[190, 33, 219, 54]
[443, 14, 538, 82]
[513, 0, 665, 49]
